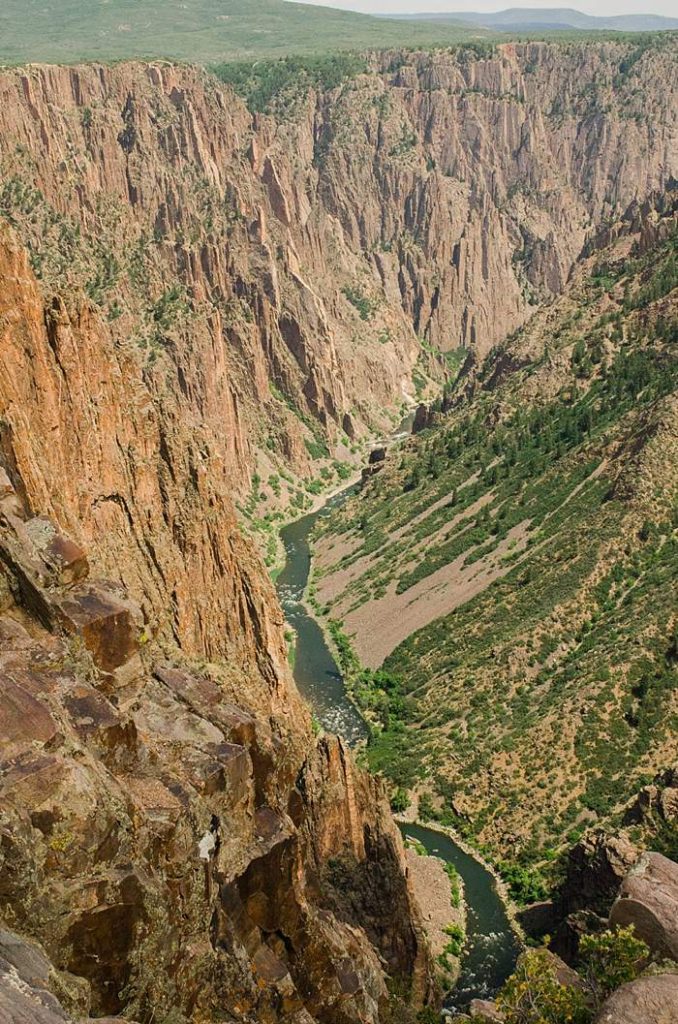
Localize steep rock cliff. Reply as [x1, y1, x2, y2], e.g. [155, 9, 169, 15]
[0, 39, 674, 506]
[0, 38, 676, 1022]
[0, 226, 434, 1019]
[311, 189, 678, 872]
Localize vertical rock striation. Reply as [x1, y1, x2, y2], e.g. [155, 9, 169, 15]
[0, 224, 432, 1019]
[0, 41, 673, 497]
[0, 38, 676, 1023]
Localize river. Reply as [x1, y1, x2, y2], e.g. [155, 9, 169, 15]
[275, 484, 368, 746]
[275, 461, 521, 1013]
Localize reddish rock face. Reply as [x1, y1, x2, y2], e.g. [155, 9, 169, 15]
[0, 45, 673, 512]
[595, 974, 678, 1024]
[0, 44, 674, 658]
[610, 852, 678, 961]
[54, 584, 141, 680]
[0, 473, 434, 1022]
[0, 593, 434, 1021]
[0, 41, 674, 1024]
[22, 518, 89, 587]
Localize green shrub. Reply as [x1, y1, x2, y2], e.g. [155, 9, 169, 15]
[342, 284, 375, 321]
[498, 861, 549, 905]
[579, 925, 649, 1005]
[214, 53, 367, 114]
[390, 787, 410, 813]
[496, 949, 590, 1024]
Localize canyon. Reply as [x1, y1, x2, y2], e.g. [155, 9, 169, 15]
[0, 33, 676, 1024]
[312, 182, 678, 899]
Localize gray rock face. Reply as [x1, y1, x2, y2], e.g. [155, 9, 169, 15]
[595, 974, 678, 1023]
[0, 927, 53, 990]
[0, 931, 69, 1024]
[0, 927, 137, 1024]
[610, 852, 678, 960]
[0, 965, 69, 1024]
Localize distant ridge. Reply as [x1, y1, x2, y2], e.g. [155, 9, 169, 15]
[384, 7, 678, 32]
[0, 0, 488, 66]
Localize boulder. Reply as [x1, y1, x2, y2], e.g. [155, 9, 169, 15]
[0, 963, 69, 1024]
[541, 949, 588, 992]
[54, 582, 141, 681]
[513, 947, 588, 991]
[623, 769, 678, 826]
[623, 785, 660, 825]
[0, 927, 90, 1024]
[469, 998, 505, 1021]
[610, 852, 678, 960]
[595, 973, 678, 1023]
[22, 518, 89, 587]
[0, 928, 54, 992]
[517, 900, 561, 938]
[0, 672, 60, 758]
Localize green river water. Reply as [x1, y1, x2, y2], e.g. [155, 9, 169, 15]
[276, 470, 521, 1012]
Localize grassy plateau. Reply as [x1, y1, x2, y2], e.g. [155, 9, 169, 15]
[0, 0, 490, 65]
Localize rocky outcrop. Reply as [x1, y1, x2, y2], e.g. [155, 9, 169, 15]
[623, 766, 678, 828]
[0, 926, 125, 1024]
[0, 37, 676, 1024]
[595, 974, 678, 1023]
[549, 830, 640, 959]
[361, 446, 388, 486]
[469, 997, 505, 1021]
[559, 831, 640, 918]
[610, 852, 678, 961]
[489, 851, 678, 1022]
[0, 415, 434, 1019]
[551, 764, 678, 958]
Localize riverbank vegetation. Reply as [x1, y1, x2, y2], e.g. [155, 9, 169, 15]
[312, 208, 678, 895]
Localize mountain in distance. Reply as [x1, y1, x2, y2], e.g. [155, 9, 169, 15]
[3, 1, 673, 68]
[385, 7, 678, 32]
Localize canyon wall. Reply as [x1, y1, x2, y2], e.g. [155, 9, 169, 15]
[0, 38, 676, 1023]
[0, 222, 434, 1020]
[0, 40, 674, 506]
[310, 189, 678, 873]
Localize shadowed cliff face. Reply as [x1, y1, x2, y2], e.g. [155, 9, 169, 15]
[0, 177, 434, 1017]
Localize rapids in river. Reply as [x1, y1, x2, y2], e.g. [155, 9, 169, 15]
[275, 451, 521, 1012]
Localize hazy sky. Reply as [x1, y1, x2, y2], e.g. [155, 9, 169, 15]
[292, 0, 677, 17]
